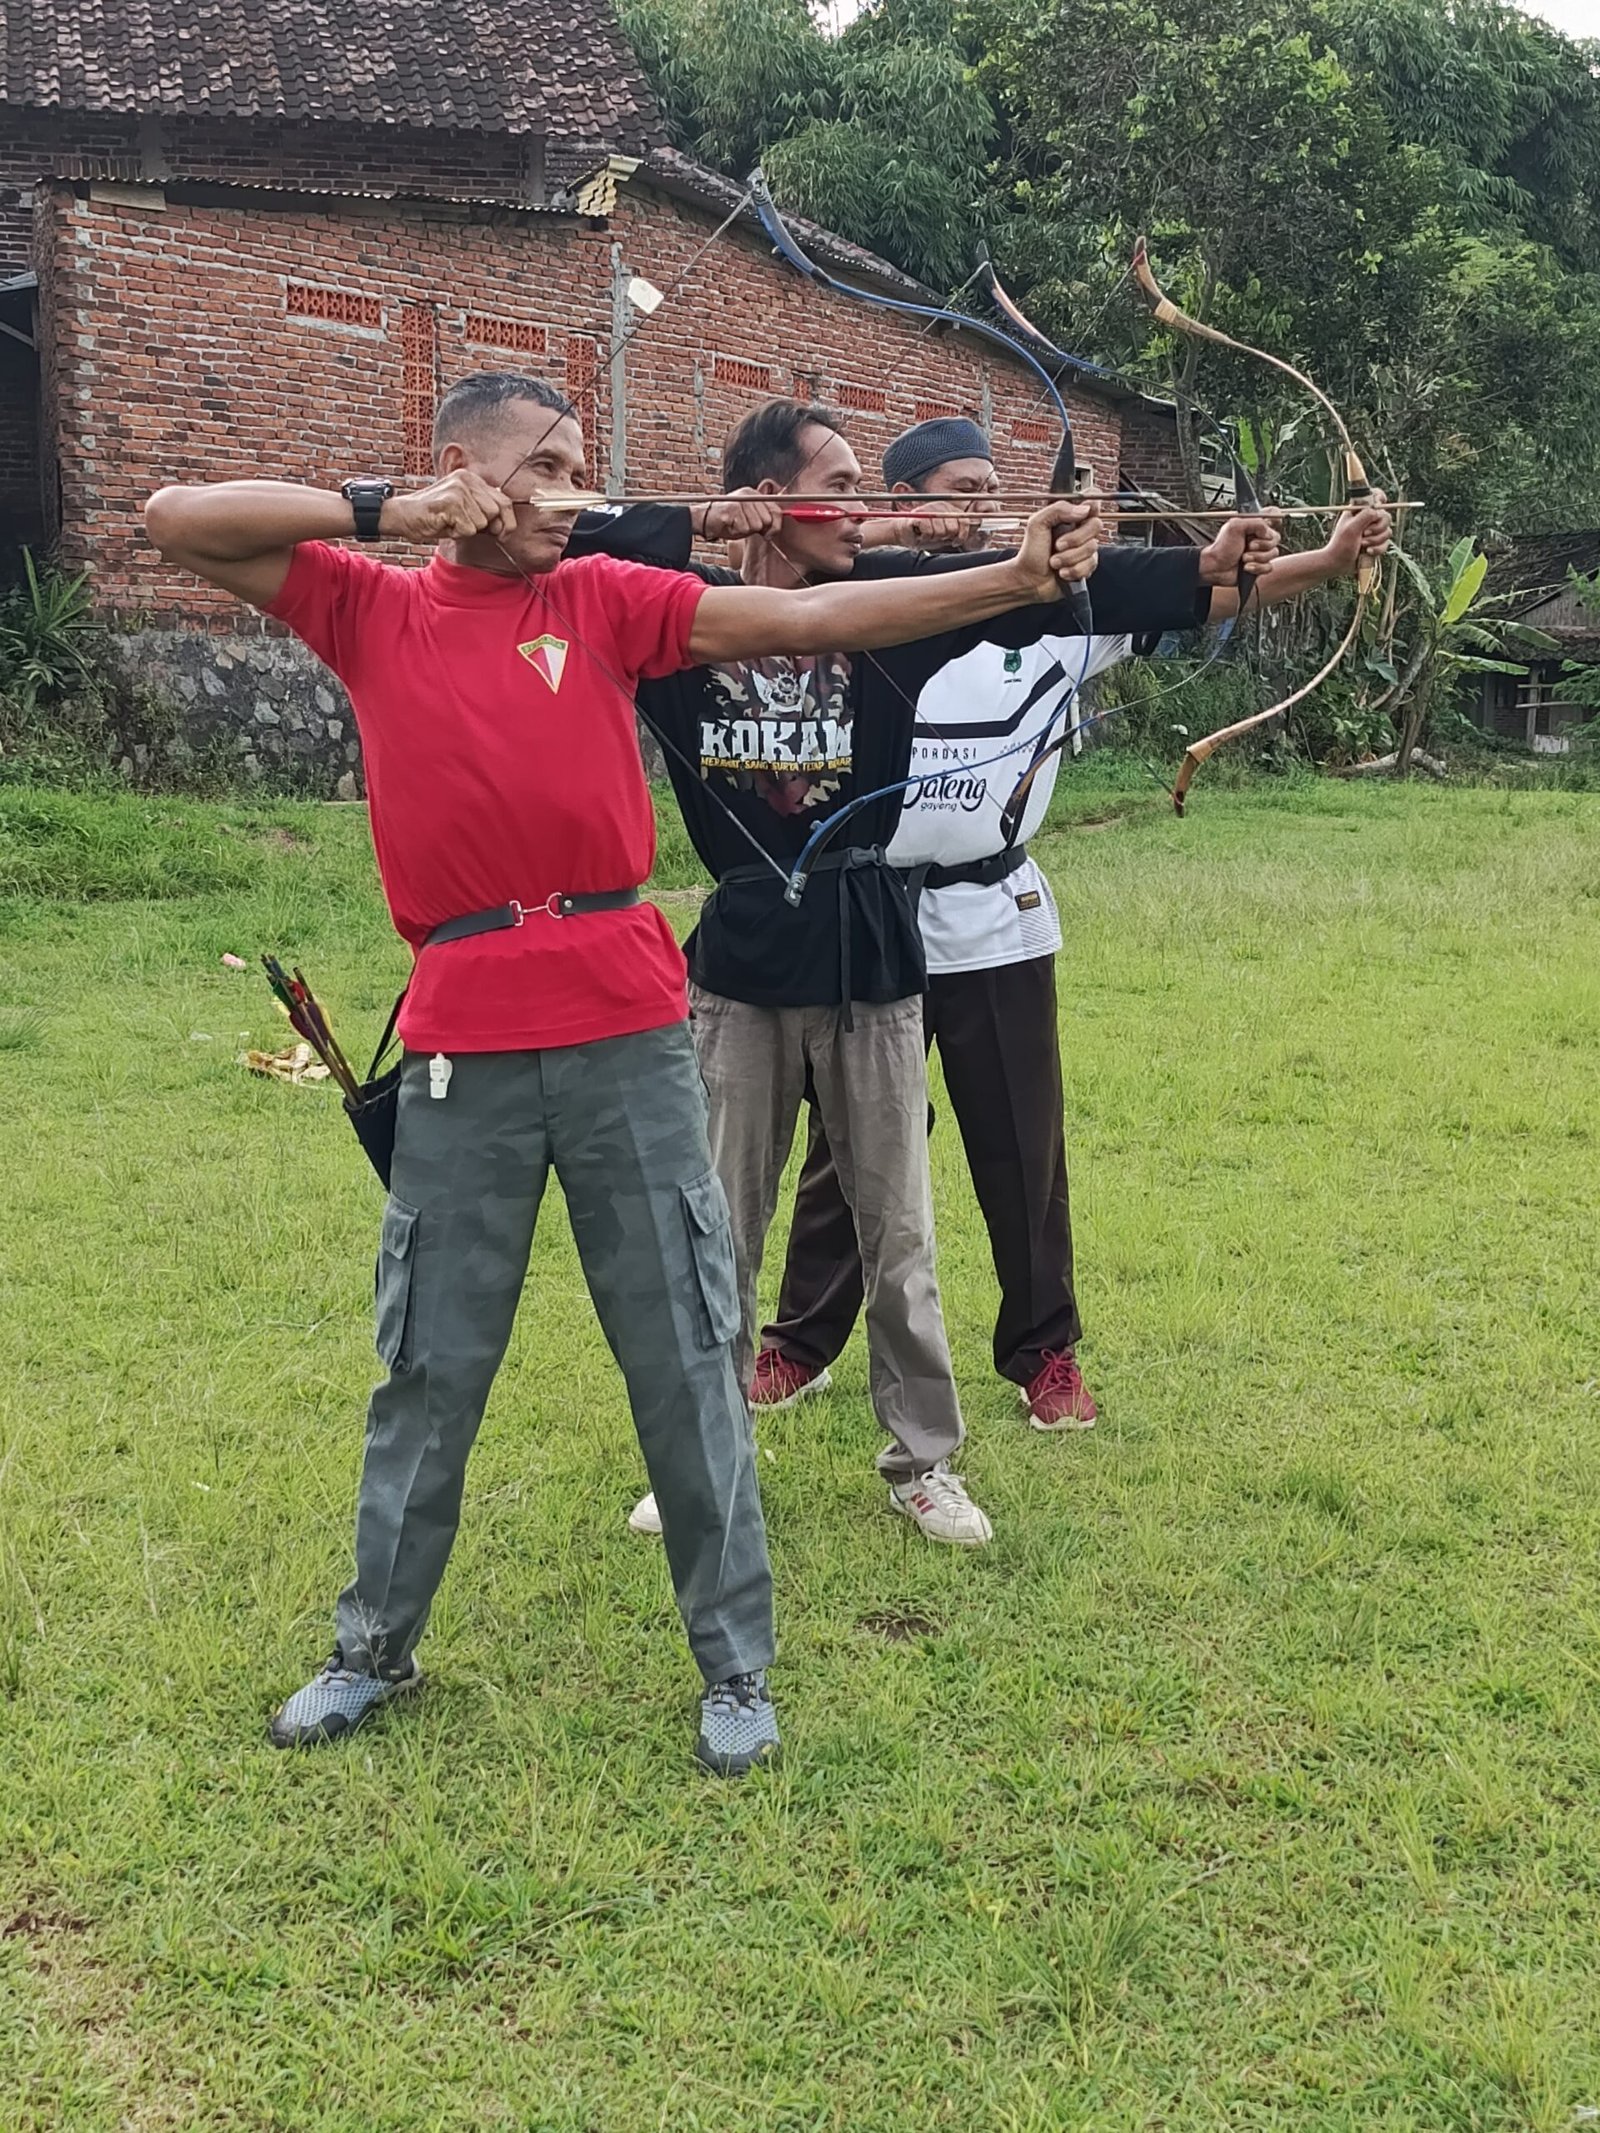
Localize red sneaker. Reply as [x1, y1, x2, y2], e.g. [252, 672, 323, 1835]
[749, 1351, 833, 1409]
[1022, 1349, 1098, 1431]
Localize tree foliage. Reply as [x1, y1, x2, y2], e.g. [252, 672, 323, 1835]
[618, 0, 1600, 541]
[617, 0, 994, 284]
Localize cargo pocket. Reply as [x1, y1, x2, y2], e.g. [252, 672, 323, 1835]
[680, 1170, 741, 1351]
[374, 1196, 419, 1371]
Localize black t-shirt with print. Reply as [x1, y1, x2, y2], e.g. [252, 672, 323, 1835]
[583, 524, 1212, 1008]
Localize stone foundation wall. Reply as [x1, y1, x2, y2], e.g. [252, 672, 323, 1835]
[111, 627, 363, 794]
[108, 624, 669, 791]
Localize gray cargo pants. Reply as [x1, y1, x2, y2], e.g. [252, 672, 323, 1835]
[689, 985, 964, 1484]
[334, 1022, 774, 1687]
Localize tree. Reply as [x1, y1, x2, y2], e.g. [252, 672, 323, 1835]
[967, 0, 1458, 508]
[1334, 0, 1600, 273]
[615, 0, 992, 286]
[617, 0, 833, 177]
[763, 33, 997, 289]
[618, 0, 1600, 542]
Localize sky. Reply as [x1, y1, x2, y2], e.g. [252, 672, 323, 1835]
[816, 0, 1600, 36]
[1515, 0, 1600, 34]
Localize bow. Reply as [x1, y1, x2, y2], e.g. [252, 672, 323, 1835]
[1132, 237, 1378, 814]
[976, 252, 1265, 836]
[748, 171, 1102, 903]
[749, 172, 1093, 642]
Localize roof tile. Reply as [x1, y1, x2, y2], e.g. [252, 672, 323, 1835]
[1, 0, 662, 140]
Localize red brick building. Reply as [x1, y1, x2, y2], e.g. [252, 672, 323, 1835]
[1, 0, 1178, 783]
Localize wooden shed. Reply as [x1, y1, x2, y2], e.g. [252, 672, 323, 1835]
[1476, 533, 1600, 751]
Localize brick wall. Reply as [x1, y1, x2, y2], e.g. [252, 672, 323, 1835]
[616, 187, 1122, 505]
[1120, 398, 1198, 499]
[1, 112, 136, 273]
[27, 168, 1169, 787]
[34, 176, 1124, 617]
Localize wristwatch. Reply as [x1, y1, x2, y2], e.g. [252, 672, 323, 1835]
[340, 478, 395, 541]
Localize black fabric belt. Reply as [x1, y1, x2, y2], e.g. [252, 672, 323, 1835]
[423, 890, 641, 949]
[916, 844, 1030, 893]
[721, 844, 890, 1030]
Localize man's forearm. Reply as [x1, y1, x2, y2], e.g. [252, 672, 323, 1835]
[689, 554, 1049, 662]
[568, 502, 694, 571]
[1249, 543, 1348, 608]
[782, 556, 1043, 652]
[144, 481, 357, 562]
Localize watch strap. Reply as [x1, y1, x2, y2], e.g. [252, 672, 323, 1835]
[341, 479, 393, 541]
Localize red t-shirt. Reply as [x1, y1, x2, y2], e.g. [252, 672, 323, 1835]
[268, 544, 705, 1052]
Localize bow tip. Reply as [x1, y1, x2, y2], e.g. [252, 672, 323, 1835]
[1131, 236, 1162, 303]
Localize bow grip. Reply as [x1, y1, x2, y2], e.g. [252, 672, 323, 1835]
[1343, 447, 1379, 596]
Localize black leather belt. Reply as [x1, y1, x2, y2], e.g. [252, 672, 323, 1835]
[424, 890, 641, 948]
[722, 845, 889, 1029]
[917, 844, 1030, 892]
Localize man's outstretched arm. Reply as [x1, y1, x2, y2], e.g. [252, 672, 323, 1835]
[143, 473, 520, 607]
[687, 500, 1101, 661]
[1208, 502, 1393, 617]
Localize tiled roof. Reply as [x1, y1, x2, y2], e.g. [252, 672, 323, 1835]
[641, 149, 932, 300]
[0, 0, 661, 140]
[1484, 531, 1600, 615]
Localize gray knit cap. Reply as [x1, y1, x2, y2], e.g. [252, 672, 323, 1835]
[882, 417, 993, 491]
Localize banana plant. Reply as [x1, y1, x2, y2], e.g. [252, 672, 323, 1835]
[1362, 537, 1554, 774]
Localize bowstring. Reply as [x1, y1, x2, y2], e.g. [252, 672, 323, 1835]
[487, 537, 794, 890]
[498, 191, 1170, 850]
[492, 187, 759, 498]
[458, 233, 1087, 901]
[974, 255, 1283, 799]
[460, 200, 1116, 886]
[740, 194, 1114, 874]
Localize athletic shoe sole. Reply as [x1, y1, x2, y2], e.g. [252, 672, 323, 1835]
[1021, 1386, 1098, 1433]
[751, 1364, 833, 1411]
[695, 1737, 782, 1778]
[627, 1496, 664, 1537]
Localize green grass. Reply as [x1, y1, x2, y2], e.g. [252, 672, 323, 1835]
[3, 771, 1600, 2130]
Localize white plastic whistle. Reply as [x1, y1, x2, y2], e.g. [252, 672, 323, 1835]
[429, 1053, 453, 1101]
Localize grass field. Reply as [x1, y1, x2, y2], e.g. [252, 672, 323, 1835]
[3, 769, 1600, 2131]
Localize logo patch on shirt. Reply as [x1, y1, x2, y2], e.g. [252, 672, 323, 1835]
[1015, 889, 1043, 912]
[1004, 649, 1024, 678]
[518, 634, 570, 693]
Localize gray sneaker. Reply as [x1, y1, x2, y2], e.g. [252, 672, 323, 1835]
[268, 1654, 422, 1748]
[696, 1670, 780, 1777]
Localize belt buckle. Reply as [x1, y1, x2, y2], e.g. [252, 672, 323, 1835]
[508, 900, 526, 927]
[541, 892, 565, 919]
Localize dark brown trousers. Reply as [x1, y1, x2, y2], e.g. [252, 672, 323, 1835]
[761, 953, 1082, 1386]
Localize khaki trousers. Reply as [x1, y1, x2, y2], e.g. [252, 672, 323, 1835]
[689, 986, 964, 1483]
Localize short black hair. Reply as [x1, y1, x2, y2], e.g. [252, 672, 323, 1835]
[432, 372, 575, 459]
[722, 398, 849, 490]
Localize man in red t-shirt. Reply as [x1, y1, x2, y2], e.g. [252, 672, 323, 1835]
[144, 370, 1100, 1775]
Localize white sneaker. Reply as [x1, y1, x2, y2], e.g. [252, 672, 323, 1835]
[628, 1490, 663, 1536]
[889, 1461, 993, 1546]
